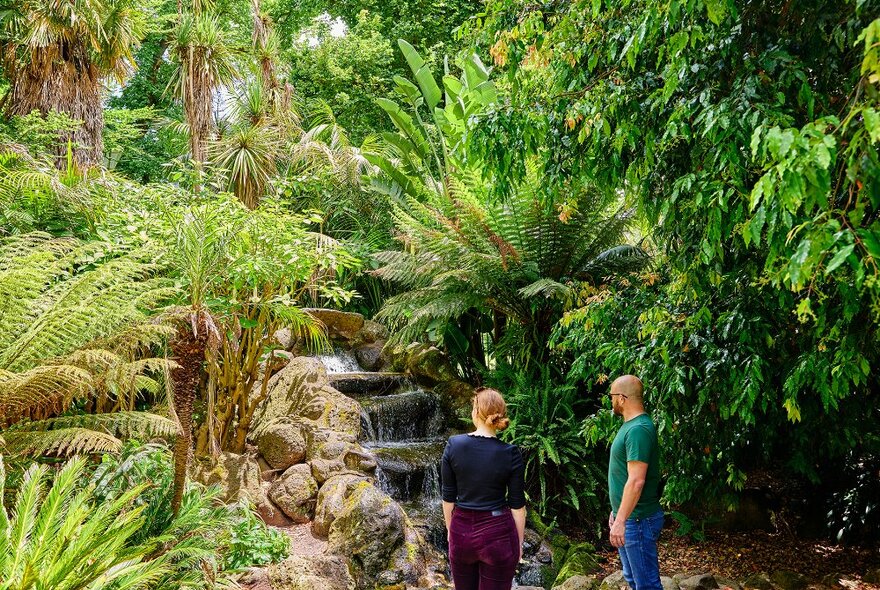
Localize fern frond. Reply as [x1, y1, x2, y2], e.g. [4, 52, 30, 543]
[0, 365, 94, 425]
[2, 428, 122, 456]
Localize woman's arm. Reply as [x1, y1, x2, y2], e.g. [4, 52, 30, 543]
[443, 500, 455, 532]
[441, 441, 457, 537]
[512, 506, 527, 560]
[509, 446, 527, 560]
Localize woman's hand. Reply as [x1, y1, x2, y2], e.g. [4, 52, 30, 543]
[609, 511, 614, 529]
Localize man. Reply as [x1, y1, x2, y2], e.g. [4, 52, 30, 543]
[607, 375, 663, 590]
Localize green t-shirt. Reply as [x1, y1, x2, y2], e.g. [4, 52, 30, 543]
[608, 413, 662, 519]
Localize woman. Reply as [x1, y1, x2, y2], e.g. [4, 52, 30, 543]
[441, 387, 526, 590]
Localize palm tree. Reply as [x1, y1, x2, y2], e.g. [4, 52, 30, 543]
[213, 119, 281, 209]
[163, 203, 226, 515]
[167, 12, 237, 165]
[0, 0, 153, 168]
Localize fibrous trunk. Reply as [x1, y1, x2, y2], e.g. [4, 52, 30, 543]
[181, 51, 213, 165]
[170, 321, 208, 516]
[5, 44, 103, 169]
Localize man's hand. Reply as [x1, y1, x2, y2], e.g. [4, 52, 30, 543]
[609, 519, 626, 548]
[608, 511, 614, 529]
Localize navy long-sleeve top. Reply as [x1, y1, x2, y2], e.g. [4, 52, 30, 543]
[440, 433, 526, 510]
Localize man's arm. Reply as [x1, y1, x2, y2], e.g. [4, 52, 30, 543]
[609, 460, 648, 547]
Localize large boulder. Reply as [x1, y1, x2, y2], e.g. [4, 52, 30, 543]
[257, 421, 307, 470]
[769, 571, 808, 590]
[251, 357, 329, 436]
[353, 341, 389, 372]
[741, 574, 773, 590]
[268, 463, 319, 523]
[303, 308, 365, 341]
[312, 474, 371, 538]
[251, 357, 362, 439]
[555, 542, 599, 586]
[601, 571, 629, 590]
[305, 428, 376, 483]
[679, 575, 719, 590]
[355, 319, 388, 344]
[393, 343, 458, 384]
[192, 451, 290, 526]
[267, 554, 356, 590]
[327, 481, 426, 588]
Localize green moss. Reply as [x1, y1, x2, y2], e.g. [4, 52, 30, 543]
[554, 542, 599, 586]
[404, 541, 419, 562]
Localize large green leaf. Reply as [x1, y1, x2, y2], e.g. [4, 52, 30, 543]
[398, 39, 442, 109]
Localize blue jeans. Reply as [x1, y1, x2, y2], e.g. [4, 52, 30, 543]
[618, 511, 663, 590]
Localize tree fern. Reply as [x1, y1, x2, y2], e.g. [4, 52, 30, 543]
[3, 412, 178, 456]
[374, 166, 649, 369]
[0, 233, 177, 457]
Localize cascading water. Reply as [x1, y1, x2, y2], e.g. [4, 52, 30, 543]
[317, 348, 362, 373]
[315, 350, 447, 511]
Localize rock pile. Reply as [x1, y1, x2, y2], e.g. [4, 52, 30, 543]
[194, 310, 437, 590]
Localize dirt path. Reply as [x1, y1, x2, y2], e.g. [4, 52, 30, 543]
[595, 529, 880, 588]
[236, 523, 328, 590]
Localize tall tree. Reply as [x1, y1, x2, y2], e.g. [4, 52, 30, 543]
[168, 8, 236, 165]
[0, 0, 154, 168]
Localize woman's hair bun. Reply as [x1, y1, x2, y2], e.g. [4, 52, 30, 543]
[473, 388, 510, 431]
[485, 413, 511, 431]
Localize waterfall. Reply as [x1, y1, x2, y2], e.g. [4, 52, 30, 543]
[316, 349, 451, 555]
[317, 348, 362, 373]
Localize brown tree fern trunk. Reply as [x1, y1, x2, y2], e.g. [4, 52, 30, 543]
[170, 323, 208, 516]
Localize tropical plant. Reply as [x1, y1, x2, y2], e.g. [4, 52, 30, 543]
[494, 366, 605, 530]
[365, 39, 499, 203]
[0, 232, 178, 457]
[213, 116, 282, 208]
[168, 11, 238, 165]
[0, 0, 158, 167]
[0, 455, 168, 589]
[223, 498, 291, 570]
[468, 0, 880, 537]
[369, 41, 646, 373]
[374, 167, 647, 374]
[90, 441, 290, 585]
[0, 142, 89, 236]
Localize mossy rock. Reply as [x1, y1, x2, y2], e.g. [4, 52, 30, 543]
[555, 542, 599, 586]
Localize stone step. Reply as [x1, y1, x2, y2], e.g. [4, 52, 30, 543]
[328, 371, 408, 395]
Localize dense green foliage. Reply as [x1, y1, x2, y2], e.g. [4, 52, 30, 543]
[2, 0, 879, 559]
[465, 0, 880, 538]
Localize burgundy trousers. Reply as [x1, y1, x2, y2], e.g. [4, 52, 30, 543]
[448, 506, 519, 590]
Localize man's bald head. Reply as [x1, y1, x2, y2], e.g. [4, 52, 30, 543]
[611, 375, 644, 403]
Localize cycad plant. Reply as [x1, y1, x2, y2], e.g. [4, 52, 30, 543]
[0, 0, 156, 167]
[0, 455, 168, 590]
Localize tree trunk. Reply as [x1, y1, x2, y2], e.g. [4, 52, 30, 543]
[6, 44, 103, 169]
[169, 322, 208, 516]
